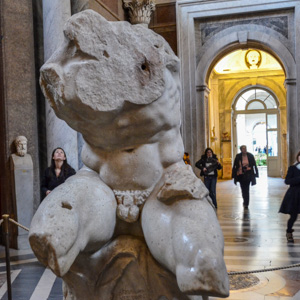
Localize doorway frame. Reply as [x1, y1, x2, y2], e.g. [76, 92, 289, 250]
[231, 86, 281, 176]
[176, 0, 298, 170]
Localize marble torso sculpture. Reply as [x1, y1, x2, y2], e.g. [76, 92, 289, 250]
[29, 10, 229, 300]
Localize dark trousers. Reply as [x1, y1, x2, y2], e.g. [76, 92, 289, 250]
[239, 179, 251, 207]
[204, 176, 217, 208]
[287, 212, 298, 233]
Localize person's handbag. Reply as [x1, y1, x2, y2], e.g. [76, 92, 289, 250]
[204, 158, 218, 175]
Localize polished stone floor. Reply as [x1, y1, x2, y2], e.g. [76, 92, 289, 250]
[212, 167, 300, 300]
[0, 167, 299, 300]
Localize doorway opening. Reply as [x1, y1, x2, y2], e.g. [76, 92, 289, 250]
[233, 88, 280, 176]
[208, 48, 286, 178]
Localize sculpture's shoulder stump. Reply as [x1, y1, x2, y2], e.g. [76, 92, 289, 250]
[62, 235, 192, 300]
[157, 163, 211, 203]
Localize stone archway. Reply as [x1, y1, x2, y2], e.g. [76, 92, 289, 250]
[208, 48, 287, 178]
[194, 32, 293, 176]
[176, 0, 299, 171]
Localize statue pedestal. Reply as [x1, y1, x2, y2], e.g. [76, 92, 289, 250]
[63, 235, 205, 300]
[10, 154, 34, 249]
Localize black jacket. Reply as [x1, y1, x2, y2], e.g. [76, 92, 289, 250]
[232, 152, 259, 185]
[195, 154, 222, 177]
[279, 164, 300, 214]
[41, 166, 76, 199]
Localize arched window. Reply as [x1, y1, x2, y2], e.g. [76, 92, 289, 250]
[235, 88, 277, 111]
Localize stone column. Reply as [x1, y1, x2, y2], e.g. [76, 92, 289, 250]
[43, 0, 79, 169]
[195, 85, 210, 161]
[282, 130, 287, 177]
[221, 109, 232, 179]
[123, 0, 155, 27]
[221, 144, 232, 179]
[284, 78, 298, 166]
[280, 103, 287, 177]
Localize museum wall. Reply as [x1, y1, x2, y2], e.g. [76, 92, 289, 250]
[89, 0, 126, 21]
[149, 2, 177, 55]
[0, 0, 39, 246]
[89, 0, 177, 54]
[70, 1, 178, 70]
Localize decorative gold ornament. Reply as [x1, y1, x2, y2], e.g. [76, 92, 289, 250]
[245, 49, 262, 69]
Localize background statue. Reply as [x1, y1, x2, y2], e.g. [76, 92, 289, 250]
[15, 135, 28, 157]
[30, 10, 229, 299]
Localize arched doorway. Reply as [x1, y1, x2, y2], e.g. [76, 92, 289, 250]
[232, 87, 281, 176]
[207, 48, 286, 178]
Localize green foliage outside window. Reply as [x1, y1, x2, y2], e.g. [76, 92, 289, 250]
[255, 153, 267, 166]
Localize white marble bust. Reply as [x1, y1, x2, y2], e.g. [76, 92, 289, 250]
[15, 136, 28, 157]
[11, 136, 32, 167]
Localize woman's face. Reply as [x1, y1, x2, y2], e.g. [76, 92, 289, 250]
[53, 148, 66, 161]
[206, 150, 213, 157]
[297, 155, 300, 163]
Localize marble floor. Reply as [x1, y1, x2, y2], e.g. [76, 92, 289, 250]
[0, 166, 299, 300]
[212, 167, 300, 300]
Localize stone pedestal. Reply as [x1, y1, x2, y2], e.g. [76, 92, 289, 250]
[63, 236, 204, 300]
[10, 154, 34, 249]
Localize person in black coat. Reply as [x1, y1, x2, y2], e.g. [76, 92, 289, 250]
[195, 148, 222, 209]
[232, 145, 259, 209]
[41, 147, 76, 199]
[279, 151, 300, 242]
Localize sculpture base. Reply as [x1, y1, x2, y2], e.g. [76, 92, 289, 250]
[62, 235, 204, 300]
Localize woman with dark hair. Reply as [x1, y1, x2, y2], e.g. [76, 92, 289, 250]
[195, 148, 222, 209]
[41, 147, 76, 199]
[279, 151, 300, 242]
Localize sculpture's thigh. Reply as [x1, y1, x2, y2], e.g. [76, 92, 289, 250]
[29, 169, 117, 277]
[142, 198, 229, 297]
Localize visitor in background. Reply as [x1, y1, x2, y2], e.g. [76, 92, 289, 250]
[279, 151, 300, 243]
[183, 152, 191, 165]
[41, 147, 76, 199]
[195, 148, 222, 209]
[232, 145, 259, 209]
